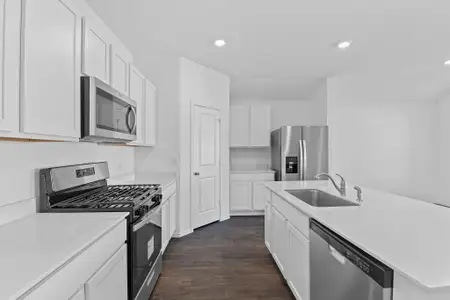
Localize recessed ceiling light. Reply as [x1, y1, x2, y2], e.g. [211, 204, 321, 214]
[214, 40, 226, 47]
[337, 41, 352, 50]
[444, 60, 450, 66]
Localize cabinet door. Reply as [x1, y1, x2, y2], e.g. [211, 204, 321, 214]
[129, 65, 145, 144]
[161, 199, 170, 252]
[230, 106, 250, 147]
[252, 182, 267, 211]
[230, 181, 252, 211]
[250, 105, 271, 147]
[85, 245, 127, 300]
[81, 16, 111, 83]
[0, 0, 20, 133]
[21, 0, 81, 138]
[69, 287, 85, 300]
[271, 207, 288, 275]
[264, 202, 272, 251]
[170, 193, 177, 237]
[110, 43, 132, 95]
[144, 80, 157, 146]
[287, 222, 310, 300]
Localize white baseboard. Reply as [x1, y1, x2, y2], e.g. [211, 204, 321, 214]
[0, 198, 36, 227]
[230, 210, 264, 216]
[172, 228, 193, 238]
[220, 215, 230, 222]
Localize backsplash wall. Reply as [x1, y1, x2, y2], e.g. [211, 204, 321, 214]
[0, 141, 134, 209]
[230, 148, 271, 170]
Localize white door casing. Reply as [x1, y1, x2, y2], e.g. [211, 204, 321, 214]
[191, 105, 221, 229]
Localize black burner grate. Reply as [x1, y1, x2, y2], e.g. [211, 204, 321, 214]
[52, 184, 160, 209]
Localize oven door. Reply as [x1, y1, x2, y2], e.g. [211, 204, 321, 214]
[81, 76, 137, 142]
[131, 207, 162, 299]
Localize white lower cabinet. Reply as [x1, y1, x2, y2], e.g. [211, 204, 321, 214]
[264, 201, 272, 251]
[230, 172, 275, 215]
[162, 192, 177, 253]
[287, 222, 310, 300]
[85, 244, 127, 300]
[69, 287, 85, 300]
[162, 199, 170, 252]
[170, 193, 177, 237]
[267, 191, 310, 300]
[271, 207, 289, 274]
[230, 181, 253, 211]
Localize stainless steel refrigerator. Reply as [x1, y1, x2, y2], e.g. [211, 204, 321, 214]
[271, 126, 329, 181]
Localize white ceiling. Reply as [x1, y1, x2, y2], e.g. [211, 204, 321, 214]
[86, 0, 450, 100]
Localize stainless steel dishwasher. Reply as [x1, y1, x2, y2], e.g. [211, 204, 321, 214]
[310, 219, 393, 300]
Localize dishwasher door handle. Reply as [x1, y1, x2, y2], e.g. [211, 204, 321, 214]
[329, 245, 346, 265]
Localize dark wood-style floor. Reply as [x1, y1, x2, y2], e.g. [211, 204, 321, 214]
[150, 217, 294, 300]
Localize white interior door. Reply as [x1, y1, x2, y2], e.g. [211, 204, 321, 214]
[192, 105, 221, 229]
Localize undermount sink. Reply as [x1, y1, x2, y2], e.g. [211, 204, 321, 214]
[285, 189, 359, 207]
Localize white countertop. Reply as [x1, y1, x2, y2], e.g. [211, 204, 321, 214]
[0, 212, 128, 300]
[230, 169, 275, 174]
[264, 180, 450, 290]
[108, 172, 177, 189]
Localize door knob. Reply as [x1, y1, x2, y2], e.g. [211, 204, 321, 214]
[194, 172, 200, 176]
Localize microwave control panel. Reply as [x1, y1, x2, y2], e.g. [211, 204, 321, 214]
[285, 157, 298, 174]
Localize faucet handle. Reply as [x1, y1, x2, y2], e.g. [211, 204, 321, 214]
[354, 186, 363, 202]
[335, 173, 346, 187]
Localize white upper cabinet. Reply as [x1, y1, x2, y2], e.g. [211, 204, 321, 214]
[250, 105, 271, 147]
[81, 14, 111, 83]
[129, 65, 145, 144]
[21, 0, 81, 138]
[85, 245, 127, 300]
[110, 42, 132, 95]
[230, 106, 250, 147]
[144, 80, 157, 146]
[230, 105, 271, 147]
[0, 0, 20, 134]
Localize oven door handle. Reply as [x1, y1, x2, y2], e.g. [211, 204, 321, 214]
[132, 207, 161, 232]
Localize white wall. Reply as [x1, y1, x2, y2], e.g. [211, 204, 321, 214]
[179, 58, 230, 232]
[133, 55, 180, 174]
[327, 75, 439, 203]
[437, 95, 450, 206]
[230, 148, 271, 170]
[231, 80, 328, 129]
[0, 142, 134, 224]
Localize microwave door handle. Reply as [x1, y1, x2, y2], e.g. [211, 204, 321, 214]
[125, 107, 132, 132]
[130, 107, 137, 134]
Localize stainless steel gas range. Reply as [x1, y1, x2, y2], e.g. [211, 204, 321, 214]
[38, 162, 162, 300]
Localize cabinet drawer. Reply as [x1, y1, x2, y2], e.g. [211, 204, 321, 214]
[272, 193, 309, 239]
[22, 220, 127, 300]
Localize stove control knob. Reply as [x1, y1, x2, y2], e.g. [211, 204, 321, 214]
[135, 206, 147, 217]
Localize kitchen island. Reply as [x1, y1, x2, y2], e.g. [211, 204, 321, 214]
[264, 180, 450, 300]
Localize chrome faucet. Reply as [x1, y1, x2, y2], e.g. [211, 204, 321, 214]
[354, 186, 363, 203]
[315, 173, 347, 196]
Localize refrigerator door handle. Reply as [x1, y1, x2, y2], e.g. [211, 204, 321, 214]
[299, 140, 305, 180]
[298, 140, 303, 180]
[303, 140, 307, 180]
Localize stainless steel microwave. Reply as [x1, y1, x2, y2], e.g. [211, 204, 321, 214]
[81, 76, 137, 143]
